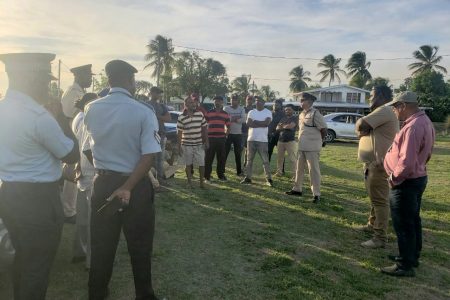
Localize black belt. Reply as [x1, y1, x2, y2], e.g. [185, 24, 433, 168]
[96, 169, 131, 176]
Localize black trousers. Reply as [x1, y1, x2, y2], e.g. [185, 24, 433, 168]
[390, 176, 427, 269]
[268, 134, 279, 162]
[89, 174, 156, 300]
[0, 181, 63, 300]
[225, 134, 243, 175]
[205, 137, 226, 180]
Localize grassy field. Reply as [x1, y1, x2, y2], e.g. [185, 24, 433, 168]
[1, 138, 449, 299]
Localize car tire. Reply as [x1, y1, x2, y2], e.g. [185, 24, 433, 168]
[325, 130, 336, 143]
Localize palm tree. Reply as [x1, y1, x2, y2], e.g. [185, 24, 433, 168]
[258, 85, 279, 101]
[231, 75, 253, 97]
[346, 51, 372, 87]
[317, 54, 347, 87]
[408, 45, 447, 76]
[289, 65, 311, 92]
[135, 80, 153, 95]
[144, 35, 175, 86]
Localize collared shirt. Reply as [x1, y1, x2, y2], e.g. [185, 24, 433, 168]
[206, 109, 230, 138]
[83, 87, 161, 173]
[177, 111, 207, 146]
[61, 82, 84, 118]
[72, 111, 95, 191]
[298, 108, 327, 152]
[0, 90, 74, 182]
[224, 105, 246, 134]
[384, 111, 435, 186]
[358, 106, 399, 164]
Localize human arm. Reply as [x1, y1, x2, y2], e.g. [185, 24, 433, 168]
[355, 118, 372, 138]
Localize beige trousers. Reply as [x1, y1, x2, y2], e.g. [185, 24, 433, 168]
[276, 141, 297, 174]
[364, 162, 390, 242]
[61, 180, 78, 217]
[293, 151, 321, 196]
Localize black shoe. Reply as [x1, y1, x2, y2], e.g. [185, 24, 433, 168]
[265, 179, 273, 187]
[312, 196, 320, 203]
[380, 264, 415, 277]
[388, 255, 419, 268]
[237, 172, 244, 177]
[240, 177, 252, 184]
[285, 190, 302, 196]
[218, 176, 228, 182]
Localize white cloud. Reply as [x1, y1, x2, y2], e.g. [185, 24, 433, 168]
[1, 0, 449, 97]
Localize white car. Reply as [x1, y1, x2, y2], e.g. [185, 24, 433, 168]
[323, 112, 363, 142]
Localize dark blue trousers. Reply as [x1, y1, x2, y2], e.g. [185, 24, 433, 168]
[390, 176, 427, 269]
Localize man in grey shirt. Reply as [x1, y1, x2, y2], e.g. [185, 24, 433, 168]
[224, 94, 246, 176]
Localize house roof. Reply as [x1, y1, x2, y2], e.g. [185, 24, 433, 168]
[313, 102, 369, 108]
[292, 84, 370, 95]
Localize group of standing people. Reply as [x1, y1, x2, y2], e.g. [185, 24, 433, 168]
[0, 50, 437, 300]
[0, 53, 161, 300]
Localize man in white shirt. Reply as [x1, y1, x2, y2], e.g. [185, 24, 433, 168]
[241, 96, 273, 187]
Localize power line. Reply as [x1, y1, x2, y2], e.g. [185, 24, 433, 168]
[174, 44, 450, 61]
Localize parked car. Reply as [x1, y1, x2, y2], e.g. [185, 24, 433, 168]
[323, 112, 363, 142]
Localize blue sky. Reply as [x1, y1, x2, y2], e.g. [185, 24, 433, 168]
[1, 0, 449, 96]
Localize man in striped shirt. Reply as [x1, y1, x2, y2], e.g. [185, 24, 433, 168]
[204, 95, 231, 182]
[177, 97, 209, 188]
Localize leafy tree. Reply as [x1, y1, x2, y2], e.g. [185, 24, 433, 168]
[349, 73, 366, 88]
[172, 51, 228, 101]
[92, 73, 109, 93]
[257, 85, 279, 101]
[364, 77, 391, 91]
[317, 54, 347, 86]
[410, 70, 449, 121]
[396, 77, 412, 93]
[289, 65, 311, 92]
[346, 51, 372, 87]
[304, 83, 322, 91]
[231, 75, 253, 98]
[408, 45, 447, 76]
[135, 80, 153, 96]
[144, 35, 175, 86]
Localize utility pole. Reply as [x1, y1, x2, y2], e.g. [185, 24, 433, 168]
[57, 59, 61, 99]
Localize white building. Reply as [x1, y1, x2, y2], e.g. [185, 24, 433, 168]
[293, 84, 370, 114]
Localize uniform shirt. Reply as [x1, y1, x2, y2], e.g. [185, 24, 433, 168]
[205, 109, 230, 138]
[83, 87, 161, 173]
[224, 106, 246, 134]
[384, 111, 435, 186]
[278, 115, 298, 143]
[0, 90, 74, 182]
[358, 106, 399, 164]
[177, 111, 207, 146]
[61, 82, 84, 118]
[247, 108, 272, 142]
[298, 108, 327, 152]
[72, 111, 95, 191]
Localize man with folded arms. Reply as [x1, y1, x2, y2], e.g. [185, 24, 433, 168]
[380, 91, 435, 277]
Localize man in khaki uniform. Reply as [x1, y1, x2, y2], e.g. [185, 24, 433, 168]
[356, 86, 399, 248]
[286, 92, 327, 203]
[60, 64, 93, 221]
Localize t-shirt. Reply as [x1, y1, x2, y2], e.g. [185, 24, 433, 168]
[358, 106, 399, 164]
[278, 115, 298, 142]
[224, 106, 246, 134]
[298, 108, 327, 152]
[177, 111, 207, 146]
[247, 108, 272, 142]
[206, 109, 230, 138]
[147, 101, 169, 136]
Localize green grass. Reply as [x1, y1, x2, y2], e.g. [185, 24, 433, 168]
[1, 138, 449, 299]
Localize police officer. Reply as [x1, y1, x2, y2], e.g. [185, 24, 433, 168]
[286, 92, 327, 203]
[83, 59, 160, 300]
[61, 64, 94, 222]
[0, 53, 79, 299]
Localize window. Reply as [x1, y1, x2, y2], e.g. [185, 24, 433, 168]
[346, 92, 360, 103]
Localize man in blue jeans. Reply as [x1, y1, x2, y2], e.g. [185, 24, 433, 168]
[381, 91, 435, 277]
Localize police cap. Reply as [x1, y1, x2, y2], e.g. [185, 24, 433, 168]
[70, 64, 94, 76]
[0, 52, 57, 80]
[105, 60, 138, 78]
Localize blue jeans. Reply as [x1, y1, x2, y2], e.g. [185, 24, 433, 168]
[390, 176, 427, 269]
